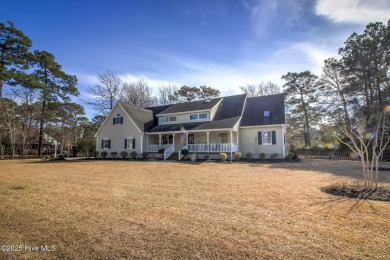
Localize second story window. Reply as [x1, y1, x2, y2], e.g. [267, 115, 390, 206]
[113, 113, 123, 125]
[190, 113, 208, 120]
[161, 117, 168, 123]
[169, 116, 176, 122]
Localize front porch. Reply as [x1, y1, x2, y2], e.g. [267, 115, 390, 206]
[146, 130, 239, 160]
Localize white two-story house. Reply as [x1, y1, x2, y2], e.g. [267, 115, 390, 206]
[95, 93, 286, 160]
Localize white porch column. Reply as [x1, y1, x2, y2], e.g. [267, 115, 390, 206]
[173, 134, 175, 151]
[159, 134, 162, 147]
[140, 133, 144, 154]
[146, 133, 149, 152]
[207, 132, 209, 152]
[186, 132, 188, 144]
[282, 125, 286, 157]
[230, 130, 233, 161]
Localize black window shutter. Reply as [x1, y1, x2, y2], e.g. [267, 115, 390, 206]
[272, 131, 276, 145]
[101, 140, 104, 149]
[120, 117, 123, 124]
[125, 139, 127, 149]
[133, 138, 136, 149]
[108, 140, 111, 149]
[258, 131, 262, 145]
[113, 117, 116, 125]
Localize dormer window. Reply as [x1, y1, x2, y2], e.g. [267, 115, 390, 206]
[264, 111, 270, 117]
[161, 117, 168, 123]
[190, 113, 208, 120]
[113, 113, 123, 125]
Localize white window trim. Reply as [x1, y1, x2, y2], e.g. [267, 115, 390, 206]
[126, 137, 135, 149]
[102, 139, 110, 149]
[262, 131, 273, 145]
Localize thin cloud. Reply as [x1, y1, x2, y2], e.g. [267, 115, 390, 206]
[315, 0, 390, 24]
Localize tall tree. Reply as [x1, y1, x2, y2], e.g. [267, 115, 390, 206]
[85, 72, 121, 115]
[31, 50, 79, 156]
[120, 78, 156, 107]
[197, 85, 221, 100]
[239, 82, 281, 97]
[0, 21, 32, 98]
[158, 83, 179, 105]
[282, 71, 320, 147]
[176, 85, 200, 102]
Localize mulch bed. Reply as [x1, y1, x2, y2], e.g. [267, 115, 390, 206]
[321, 184, 390, 202]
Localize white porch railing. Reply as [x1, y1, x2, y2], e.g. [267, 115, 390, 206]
[147, 144, 170, 153]
[178, 144, 188, 161]
[187, 143, 239, 153]
[164, 144, 174, 160]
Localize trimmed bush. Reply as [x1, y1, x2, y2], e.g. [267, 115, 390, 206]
[205, 154, 211, 160]
[246, 152, 253, 160]
[111, 151, 117, 158]
[95, 151, 99, 158]
[130, 151, 137, 159]
[233, 152, 241, 161]
[158, 148, 165, 154]
[271, 153, 279, 159]
[142, 151, 148, 159]
[219, 152, 227, 161]
[181, 148, 188, 159]
[101, 151, 108, 159]
[259, 153, 266, 160]
[287, 152, 295, 160]
[120, 151, 128, 159]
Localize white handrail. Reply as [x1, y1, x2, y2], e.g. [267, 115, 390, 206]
[164, 144, 174, 160]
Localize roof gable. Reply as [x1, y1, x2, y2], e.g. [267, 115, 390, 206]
[120, 103, 154, 132]
[240, 93, 285, 127]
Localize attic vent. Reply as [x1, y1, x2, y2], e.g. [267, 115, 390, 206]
[264, 111, 270, 117]
[204, 99, 211, 103]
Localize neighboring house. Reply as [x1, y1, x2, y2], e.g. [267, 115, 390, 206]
[95, 93, 286, 160]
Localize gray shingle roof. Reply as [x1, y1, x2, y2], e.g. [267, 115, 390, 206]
[156, 97, 223, 115]
[147, 94, 247, 133]
[120, 103, 154, 132]
[240, 93, 285, 126]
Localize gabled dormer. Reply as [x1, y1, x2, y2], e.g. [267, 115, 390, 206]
[156, 98, 223, 125]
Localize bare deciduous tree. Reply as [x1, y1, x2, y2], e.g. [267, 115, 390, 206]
[158, 83, 179, 105]
[239, 81, 281, 97]
[85, 72, 122, 115]
[120, 78, 156, 108]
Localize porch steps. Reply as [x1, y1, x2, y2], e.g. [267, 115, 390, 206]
[167, 152, 179, 161]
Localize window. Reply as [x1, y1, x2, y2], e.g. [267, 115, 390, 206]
[113, 113, 123, 125]
[258, 131, 276, 145]
[169, 116, 176, 122]
[199, 113, 208, 119]
[264, 111, 270, 117]
[190, 113, 208, 120]
[125, 138, 135, 149]
[101, 139, 111, 149]
[161, 117, 168, 123]
[219, 133, 228, 144]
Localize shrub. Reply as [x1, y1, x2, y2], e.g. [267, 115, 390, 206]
[287, 152, 295, 160]
[219, 152, 227, 161]
[181, 148, 188, 159]
[111, 151, 117, 158]
[158, 148, 165, 154]
[130, 151, 137, 159]
[246, 152, 253, 160]
[205, 154, 211, 160]
[142, 151, 148, 159]
[259, 153, 266, 160]
[95, 151, 99, 158]
[271, 153, 279, 159]
[233, 152, 241, 161]
[101, 151, 108, 159]
[120, 151, 128, 159]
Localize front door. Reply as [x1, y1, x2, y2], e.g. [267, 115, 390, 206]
[162, 134, 173, 144]
[188, 134, 195, 144]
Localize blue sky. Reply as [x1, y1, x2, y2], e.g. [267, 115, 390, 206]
[1, 0, 389, 116]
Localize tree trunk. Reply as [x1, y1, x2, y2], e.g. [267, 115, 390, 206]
[0, 79, 3, 98]
[38, 99, 46, 157]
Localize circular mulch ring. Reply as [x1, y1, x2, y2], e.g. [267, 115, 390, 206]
[321, 184, 390, 202]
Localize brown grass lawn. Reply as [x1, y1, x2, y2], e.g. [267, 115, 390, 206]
[0, 159, 389, 259]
